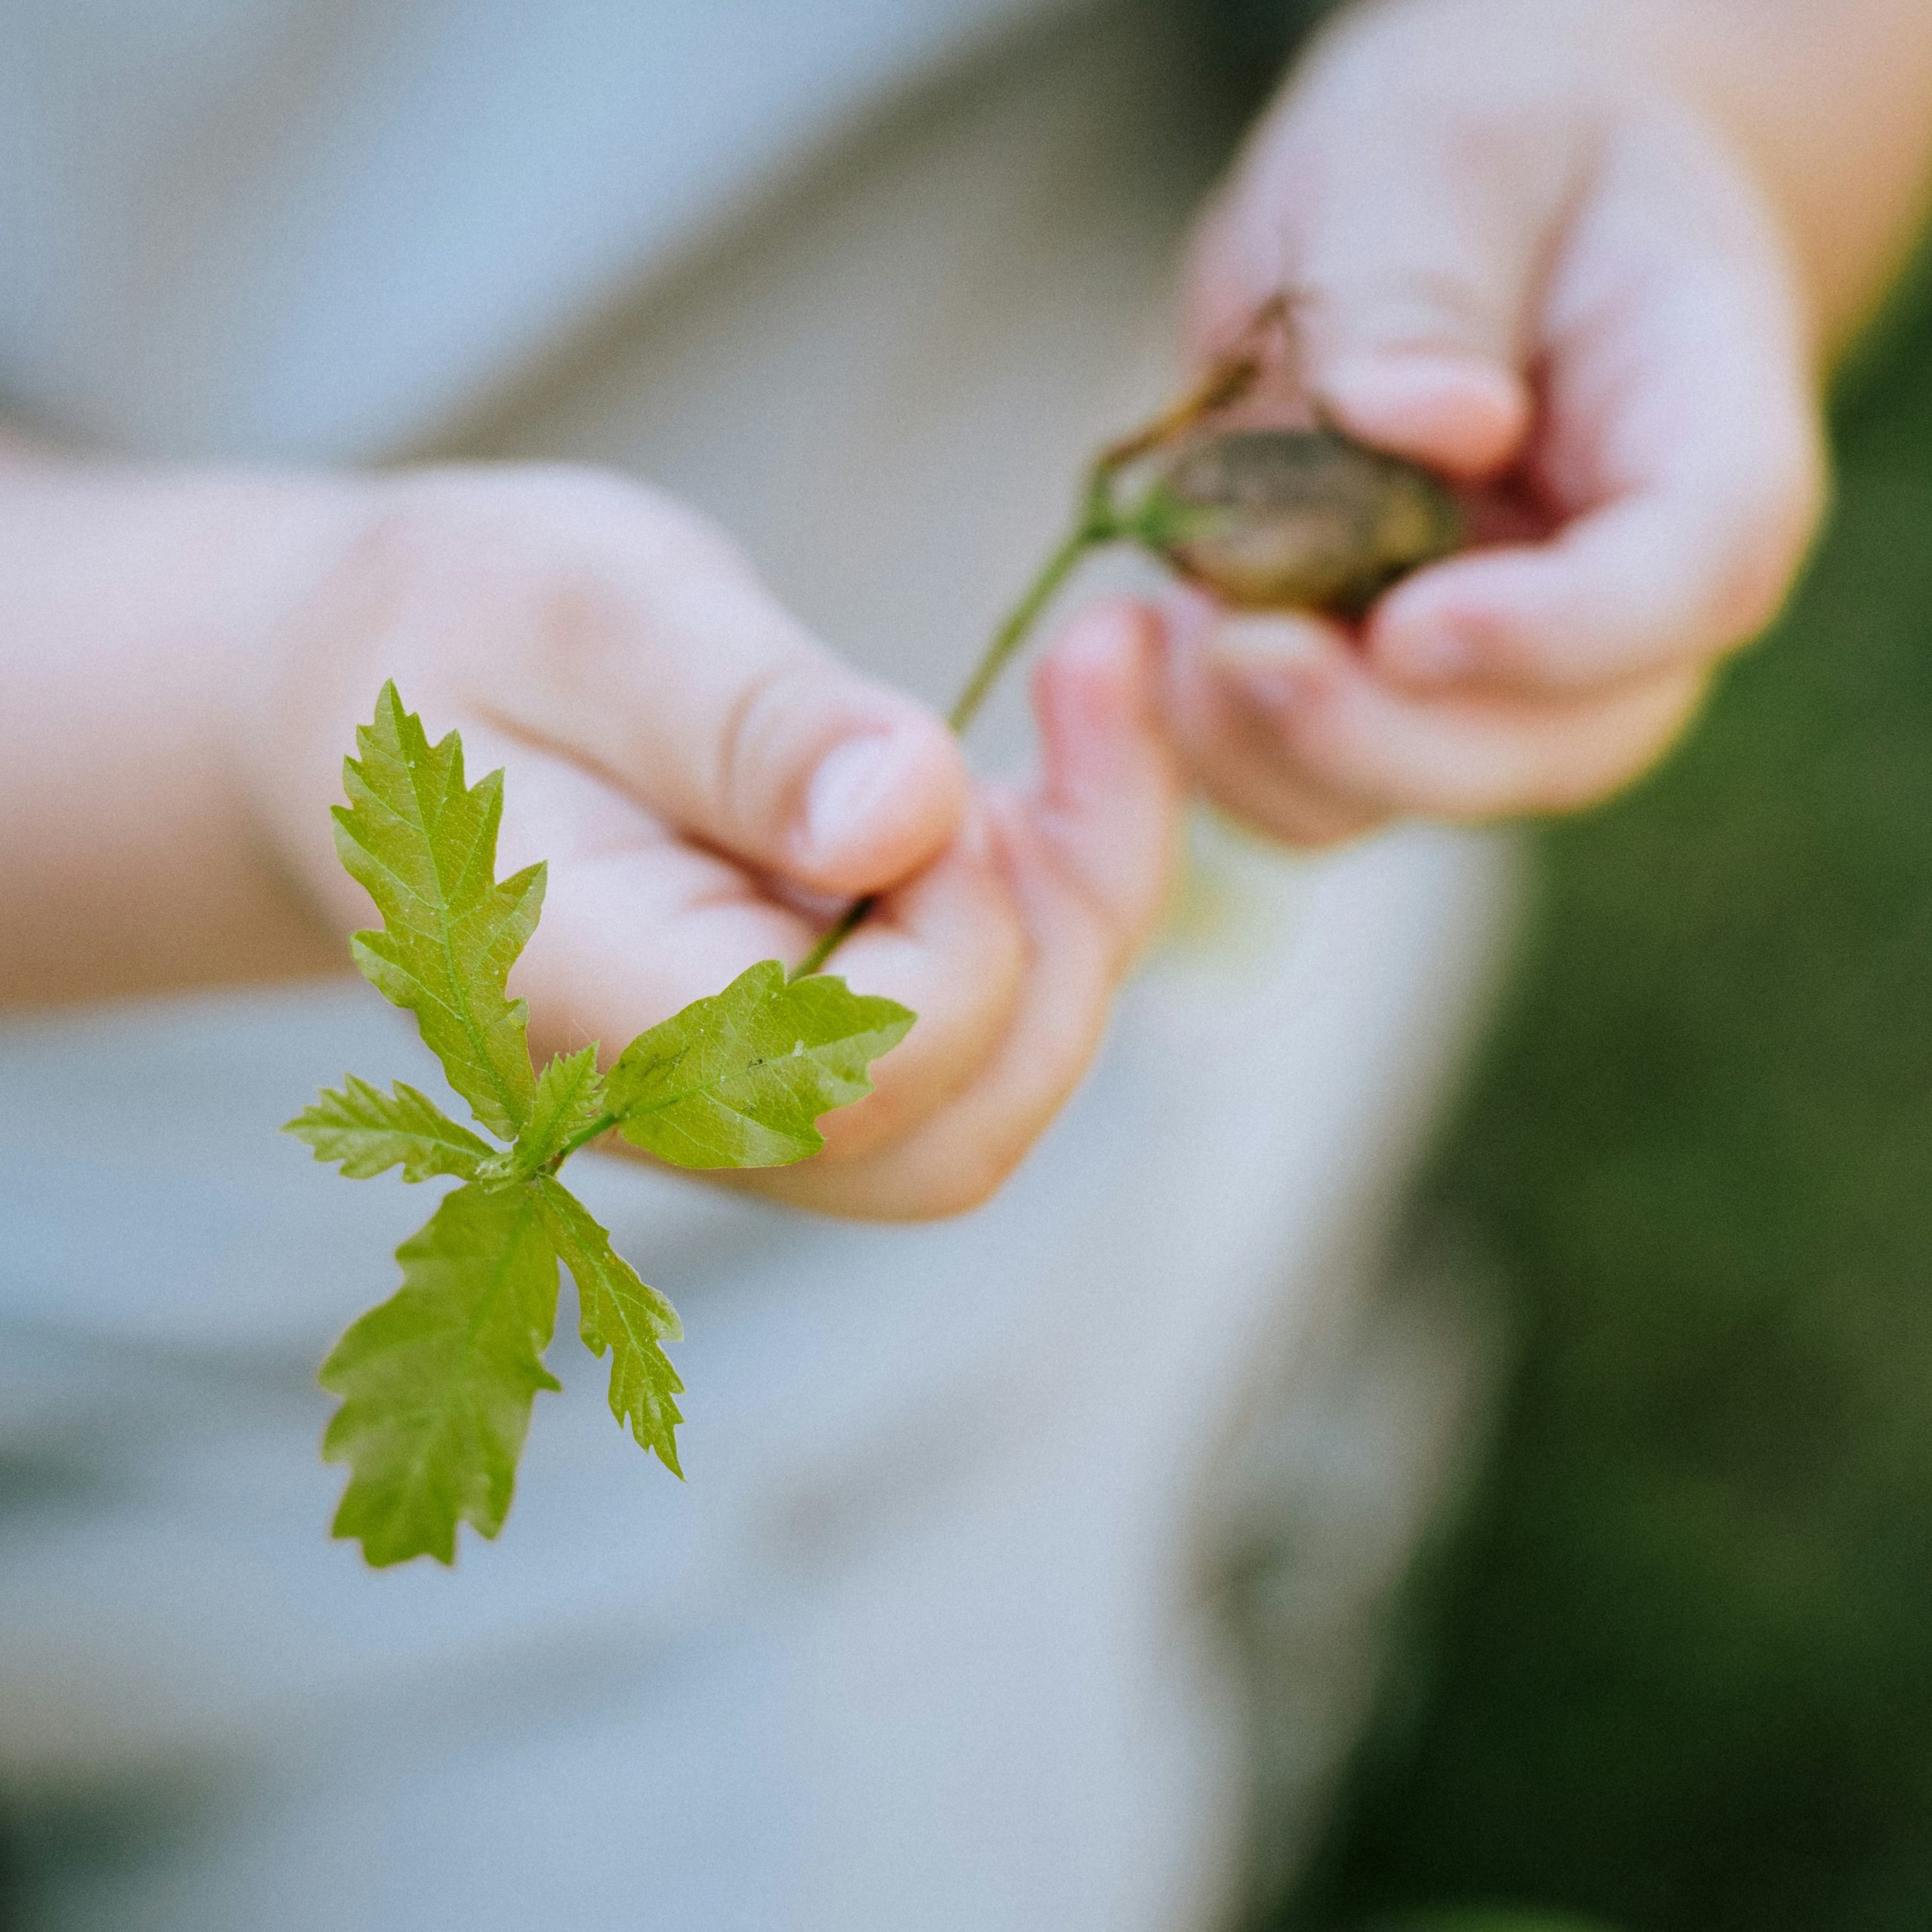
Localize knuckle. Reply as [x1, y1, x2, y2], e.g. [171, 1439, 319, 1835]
[354, 470, 493, 578]
[358, 468, 586, 600]
[370, 464, 783, 750]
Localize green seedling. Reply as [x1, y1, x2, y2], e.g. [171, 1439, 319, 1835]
[286, 687, 913, 1565]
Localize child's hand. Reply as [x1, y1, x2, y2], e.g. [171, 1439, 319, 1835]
[1166, 0, 1828, 845]
[245, 466, 1180, 1220]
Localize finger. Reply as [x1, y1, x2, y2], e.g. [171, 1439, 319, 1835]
[1023, 600, 1183, 955]
[457, 715, 808, 1039]
[1365, 112, 1824, 697]
[777, 808, 1031, 1159]
[748, 601, 1183, 1220]
[463, 715, 1027, 1155]
[1186, 18, 1564, 478]
[1161, 605, 1392, 848]
[1191, 614, 1710, 820]
[386, 468, 969, 897]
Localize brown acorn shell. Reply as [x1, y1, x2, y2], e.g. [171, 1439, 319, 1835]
[1149, 428, 1463, 616]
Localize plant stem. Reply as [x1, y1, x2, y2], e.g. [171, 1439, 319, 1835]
[794, 506, 1114, 979]
[546, 1109, 620, 1171]
[944, 518, 1103, 737]
[790, 300, 1287, 980]
[792, 891, 878, 979]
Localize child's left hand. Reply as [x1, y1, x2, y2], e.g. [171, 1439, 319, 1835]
[1162, 0, 1827, 847]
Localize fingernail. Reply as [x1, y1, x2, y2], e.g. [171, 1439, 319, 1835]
[1211, 612, 1331, 674]
[804, 734, 900, 859]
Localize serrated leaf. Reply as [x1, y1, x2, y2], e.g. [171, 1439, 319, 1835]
[332, 682, 543, 1140]
[510, 1047, 608, 1177]
[285, 1075, 494, 1183]
[320, 1182, 561, 1566]
[604, 960, 914, 1168]
[532, 1177, 684, 1475]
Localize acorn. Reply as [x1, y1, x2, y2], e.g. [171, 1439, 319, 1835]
[1131, 427, 1463, 617]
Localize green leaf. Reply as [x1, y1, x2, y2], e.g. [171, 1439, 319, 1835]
[320, 1182, 561, 1566]
[332, 682, 543, 1140]
[284, 1075, 494, 1183]
[509, 1046, 608, 1177]
[533, 1177, 684, 1475]
[604, 960, 914, 1168]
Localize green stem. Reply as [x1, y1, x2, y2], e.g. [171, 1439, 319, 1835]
[792, 893, 877, 979]
[546, 1109, 620, 1171]
[794, 494, 1118, 979]
[944, 517, 1106, 737]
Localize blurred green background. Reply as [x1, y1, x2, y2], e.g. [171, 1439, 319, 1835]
[1272, 254, 1932, 1932]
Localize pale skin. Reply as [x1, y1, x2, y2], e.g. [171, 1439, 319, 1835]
[4, 0, 1931, 1219]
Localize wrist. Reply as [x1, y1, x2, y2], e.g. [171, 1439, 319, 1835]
[208, 468, 393, 963]
[1461, 0, 1932, 354]
[0, 456, 378, 1003]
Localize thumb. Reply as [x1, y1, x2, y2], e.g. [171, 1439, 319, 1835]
[1186, 15, 1577, 478]
[477, 476, 970, 898]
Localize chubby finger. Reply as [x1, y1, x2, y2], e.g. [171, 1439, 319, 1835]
[1185, 10, 1567, 480]
[377, 466, 968, 899]
[460, 715, 1027, 1155]
[1179, 608, 1709, 822]
[1366, 112, 1824, 699]
[748, 601, 1182, 1220]
[774, 808, 1033, 1161]
[1023, 600, 1184, 955]
[1161, 605, 1391, 848]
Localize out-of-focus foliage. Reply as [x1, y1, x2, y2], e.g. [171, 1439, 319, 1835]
[1197, 2, 1334, 63]
[1182, 0, 1340, 105]
[1375, 1916, 1619, 1932]
[1283, 250, 1932, 1932]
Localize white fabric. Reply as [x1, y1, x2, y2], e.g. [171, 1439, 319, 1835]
[1, 827, 1508, 1932]
[0, 0, 1068, 460]
[0, 8, 1515, 1927]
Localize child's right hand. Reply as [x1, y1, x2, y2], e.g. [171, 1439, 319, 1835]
[239, 465, 1181, 1220]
